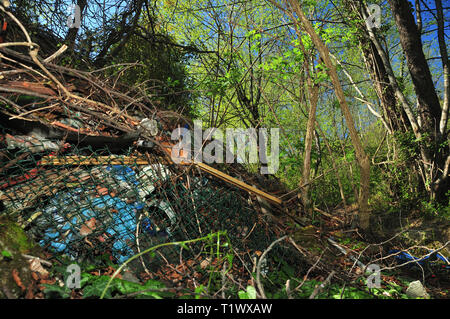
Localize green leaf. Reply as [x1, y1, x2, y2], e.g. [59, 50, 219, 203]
[245, 30, 256, 38]
[238, 290, 249, 299]
[195, 285, 207, 299]
[116, 280, 143, 295]
[1, 250, 12, 258]
[41, 284, 71, 298]
[83, 276, 114, 298]
[238, 286, 257, 299]
[246, 286, 257, 299]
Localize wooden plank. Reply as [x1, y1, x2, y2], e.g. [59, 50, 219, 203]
[194, 162, 282, 205]
[39, 155, 153, 166]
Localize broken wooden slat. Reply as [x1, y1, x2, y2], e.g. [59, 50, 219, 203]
[39, 155, 152, 166]
[195, 162, 282, 205]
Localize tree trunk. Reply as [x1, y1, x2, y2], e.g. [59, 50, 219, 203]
[436, 0, 449, 136]
[388, 0, 448, 200]
[361, 42, 409, 133]
[387, 0, 441, 137]
[345, 0, 448, 202]
[270, 0, 372, 230]
[301, 83, 319, 214]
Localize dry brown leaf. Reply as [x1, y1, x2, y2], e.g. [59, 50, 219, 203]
[84, 237, 94, 248]
[200, 258, 211, 269]
[80, 217, 97, 236]
[40, 278, 56, 285]
[186, 259, 195, 267]
[86, 217, 96, 229]
[171, 273, 182, 282]
[193, 272, 202, 279]
[29, 258, 49, 277]
[25, 284, 34, 299]
[12, 269, 26, 291]
[79, 225, 92, 236]
[31, 272, 39, 281]
[96, 187, 109, 196]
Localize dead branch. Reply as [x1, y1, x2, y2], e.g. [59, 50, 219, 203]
[256, 235, 288, 299]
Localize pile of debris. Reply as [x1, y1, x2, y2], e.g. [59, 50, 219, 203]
[0, 10, 303, 284]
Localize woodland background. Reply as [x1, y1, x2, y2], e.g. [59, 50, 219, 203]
[0, 0, 449, 299]
[20, 0, 448, 225]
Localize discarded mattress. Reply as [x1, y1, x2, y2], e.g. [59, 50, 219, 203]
[35, 164, 175, 264]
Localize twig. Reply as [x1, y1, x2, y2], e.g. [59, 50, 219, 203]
[242, 222, 257, 241]
[43, 44, 68, 63]
[293, 248, 327, 292]
[285, 279, 293, 299]
[135, 214, 150, 275]
[230, 246, 255, 284]
[221, 261, 227, 299]
[376, 241, 450, 271]
[327, 237, 366, 269]
[0, 52, 48, 78]
[2, 8, 137, 124]
[256, 235, 287, 299]
[339, 283, 346, 299]
[113, 286, 186, 299]
[313, 206, 344, 223]
[9, 103, 59, 120]
[349, 228, 410, 274]
[308, 270, 335, 299]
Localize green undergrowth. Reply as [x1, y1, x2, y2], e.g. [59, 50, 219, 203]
[42, 272, 173, 299]
[13, 226, 448, 299]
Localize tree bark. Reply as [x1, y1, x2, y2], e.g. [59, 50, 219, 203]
[435, 0, 449, 136]
[356, 2, 421, 137]
[387, 0, 442, 138]
[362, 42, 409, 133]
[344, 0, 448, 201]
[433, 0, 450, 200]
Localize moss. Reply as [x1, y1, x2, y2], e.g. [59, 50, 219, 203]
[293, 225, 323, 253]
[0, 217, 46, 298]
[0, 217, 34, 254]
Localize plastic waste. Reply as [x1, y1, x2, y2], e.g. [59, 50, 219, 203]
[389, 249, 450, 269]
[6, 133, 60, 153]
[36, 165, 175, 264]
